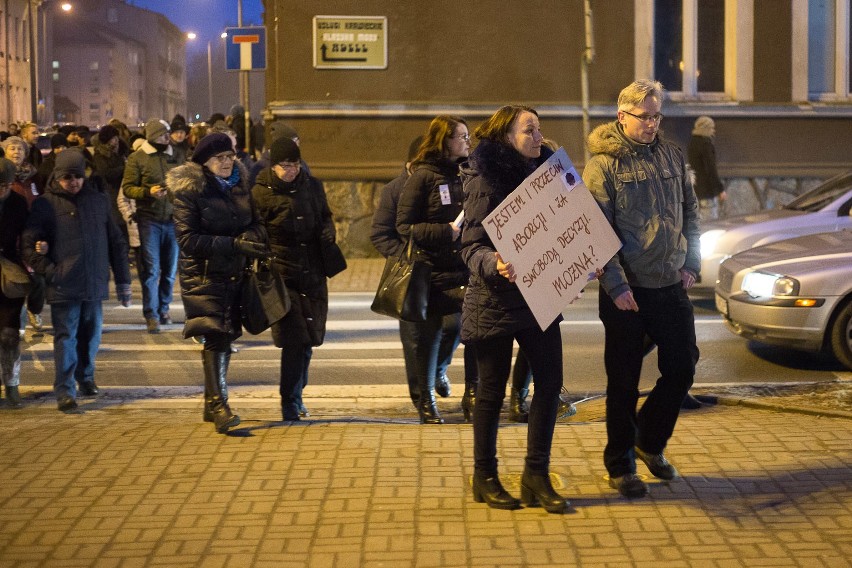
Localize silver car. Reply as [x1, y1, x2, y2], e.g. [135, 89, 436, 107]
[714, 228, 852, 370]
[698, 171, 852, 289]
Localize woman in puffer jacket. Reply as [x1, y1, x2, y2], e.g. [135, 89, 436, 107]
[460, 105, 569, 513]
[395, 115, 475, 425]
[168, 133, 269, 434]
[251, 137, 337, 422]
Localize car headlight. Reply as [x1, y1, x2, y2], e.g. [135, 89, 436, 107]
[741, 271, 800, 297]
[700, 229, 725, 258]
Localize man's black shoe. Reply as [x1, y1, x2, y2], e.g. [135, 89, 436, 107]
[57, 397, 78, 412]
[681, 393, 703, 409]
[608, 473, 648, 498]
[635, 446, 679, 480]
[78, 382, 100, 397]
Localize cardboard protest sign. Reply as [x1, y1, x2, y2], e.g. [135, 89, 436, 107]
[482, 147, 621, 330]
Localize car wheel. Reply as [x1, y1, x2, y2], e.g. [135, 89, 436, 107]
[829, 299, 852, 371]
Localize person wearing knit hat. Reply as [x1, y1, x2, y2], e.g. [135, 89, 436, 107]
[169, 120, 190, 164]
[269, 136, 301, 166]
[191, 133, 234, 166]
[251, 130, 340, 422]
[121, 116, 185, 334]
[164, 126, 268, 433]
[248, 122, 311, 186]
[687, 115, 725, 221]
[23, 142, 132, 412]
[145, 118, 171, 143]
[98, 125, 120, 145]
[0, 155, 29, 408]
[50, 133, 67, 150]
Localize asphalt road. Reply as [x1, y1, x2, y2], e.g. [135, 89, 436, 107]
[19, 288, 851, 396]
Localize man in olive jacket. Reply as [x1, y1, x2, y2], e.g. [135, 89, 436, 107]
[121, 118, 185, 333]
[23, 149, 131, 412]
[582, 80, 700, 499]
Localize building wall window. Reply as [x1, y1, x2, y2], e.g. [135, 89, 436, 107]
[90, 61, 99, 71]
[636, 0, 750, 101]
[808, 0, 851, 100]
[52, 60, 59, 69]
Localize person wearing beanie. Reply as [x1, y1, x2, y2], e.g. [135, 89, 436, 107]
[23, 147, 131, 412]
[169, 120, 190, 164]
[0, 157, 30, 408]
[249, 121, 311, 186]
[166, 132, 268, 433]
[688, 115, 726, 220]
[252, 133, 340, 421]
[92, 124, 129, 246]
[121, 117, 186, 334]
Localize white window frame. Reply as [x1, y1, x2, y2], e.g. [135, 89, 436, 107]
[635, 0, 754, 102]
[794, 0, 851, 101]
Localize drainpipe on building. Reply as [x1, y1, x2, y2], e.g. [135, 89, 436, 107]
[580, 0, 595, 165]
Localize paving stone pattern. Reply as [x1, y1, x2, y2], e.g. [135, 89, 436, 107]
[1, 404, 850, 567]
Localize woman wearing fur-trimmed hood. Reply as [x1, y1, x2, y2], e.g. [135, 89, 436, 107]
[167, 133, 269, 434]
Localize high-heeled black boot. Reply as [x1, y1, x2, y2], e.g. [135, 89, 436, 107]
[418, 389, 444, 424]
[203, 350, 240, 434]
[471, 473, 521, 510]
[508, 388, 529, 423]
[520, 470, 570, 514]
[461, 379, 477, 422]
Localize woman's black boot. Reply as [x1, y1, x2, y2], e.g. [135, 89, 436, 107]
[507, 388, 529, 423]
[418, 390, 444, 424]
[461, 379, 477, 423]
[520, 470, 570, 514]
[202, 350, 240, 434]
[471, 473, 521, 510]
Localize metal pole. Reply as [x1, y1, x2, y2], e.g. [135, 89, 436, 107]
[237, 0, 250, 154]
[28, 0, 37, 121]
[207, 40, 213, 119]
[581, 0, 595, 165]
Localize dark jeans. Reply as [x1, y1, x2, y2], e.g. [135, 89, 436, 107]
[404, 312, 461, 395]
[138, 218, 178, 320]
[51, 301, 103, 399]
[599, 284, 698, 478]
[280, 345, 312, 404]
[400, 313, 466, 402]
[472, 321, 563, 476]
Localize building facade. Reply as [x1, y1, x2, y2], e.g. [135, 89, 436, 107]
[0, 0, 38, 130]
[263, 0, 852, 256]
[39, 0, 186, 128]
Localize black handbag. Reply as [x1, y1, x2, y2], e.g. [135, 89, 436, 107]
[240, 259, 291, 335]
[0, 254, 33, 299]
[320, 240, 348, 278]
[370, 239, 431, 322]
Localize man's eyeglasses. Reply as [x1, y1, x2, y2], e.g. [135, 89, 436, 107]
[622, 110, 663, 124]
[212, 152, 236, 162]
[450, 134, 471, 142]
[276, 162, 301, 170]
[59, 174, 84, 181]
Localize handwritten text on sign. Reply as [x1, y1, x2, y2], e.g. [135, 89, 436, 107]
[482, 148, 621, 330]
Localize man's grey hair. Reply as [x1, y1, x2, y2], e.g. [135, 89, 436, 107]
[617, 80, 665, 111]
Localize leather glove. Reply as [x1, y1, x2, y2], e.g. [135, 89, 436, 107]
[233, 236, 271, 259]
[116, 283, 132, 307]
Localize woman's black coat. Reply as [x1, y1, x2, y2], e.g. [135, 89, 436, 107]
[459, 140, 556, 343]
[251, 168, 334, 348]
[168, 161, 266, 339]
[396, 156, 468, 313]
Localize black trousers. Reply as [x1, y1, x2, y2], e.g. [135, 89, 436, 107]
[599, 284, 698, 478]
[471, 320, 563, 476]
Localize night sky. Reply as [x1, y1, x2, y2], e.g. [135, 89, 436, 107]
[127, 0, 264, 53]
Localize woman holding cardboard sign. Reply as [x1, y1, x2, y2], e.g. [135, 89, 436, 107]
[459, 105, 569, 513]
[396, 115, 474, 425]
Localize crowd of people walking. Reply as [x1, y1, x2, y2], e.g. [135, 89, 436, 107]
[1, 79, 703, 509]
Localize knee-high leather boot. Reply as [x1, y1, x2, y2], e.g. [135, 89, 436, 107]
[0, 327, 23, 409]
[461, 379, 477, 423]
[203, 350, 239, 433]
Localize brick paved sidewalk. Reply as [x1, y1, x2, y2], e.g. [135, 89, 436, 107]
[0, 400, 850, 567]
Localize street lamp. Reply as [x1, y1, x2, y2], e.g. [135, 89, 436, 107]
[187, 31, 227, 121]
[33, 1, 74, 124]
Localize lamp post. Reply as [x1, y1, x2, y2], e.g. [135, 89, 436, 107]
[33, 1, 73, 125]
[188, 31, 227, 121]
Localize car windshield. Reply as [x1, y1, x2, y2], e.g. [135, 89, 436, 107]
[783, 172, 852, 212]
